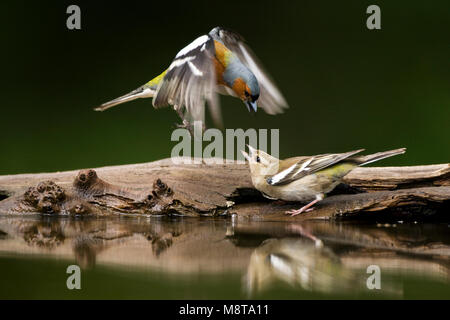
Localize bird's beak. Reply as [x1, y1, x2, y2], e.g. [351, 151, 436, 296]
[247, 144, 257, 156]
[245, 101, 258, 113]
[242, 144, 256, 162]
[241, 150, 250, 162]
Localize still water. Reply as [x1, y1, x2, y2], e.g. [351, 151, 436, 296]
[0, 215, 449, 299]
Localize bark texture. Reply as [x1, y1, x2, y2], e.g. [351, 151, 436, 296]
[0, 159, 448, 221]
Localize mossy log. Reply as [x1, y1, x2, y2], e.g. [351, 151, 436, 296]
[0, 159, 448, 221]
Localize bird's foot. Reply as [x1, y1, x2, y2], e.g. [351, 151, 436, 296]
[285, 198, 320, 217]
[175, 120, 191, 130]
[285, 207, 315, 217]
[175, 120, 196, 137]
[175, 120, 206, 137]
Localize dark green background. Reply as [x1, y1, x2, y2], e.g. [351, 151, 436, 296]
[1, 0, 449, 174]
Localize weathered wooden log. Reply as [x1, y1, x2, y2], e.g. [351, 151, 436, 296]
[0, 159, 448, 221]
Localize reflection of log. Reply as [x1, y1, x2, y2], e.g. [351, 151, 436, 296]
[2, 216, 448, 297]
[0, 217, 448, 278]
[0, 159, 448, 220]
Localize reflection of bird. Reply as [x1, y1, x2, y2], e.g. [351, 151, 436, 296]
[245, 238, 350, 295]
[95, 27, 288, 128]
[242, 146, 406, 216]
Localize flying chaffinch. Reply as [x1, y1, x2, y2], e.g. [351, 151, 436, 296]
[242, 146, 406, 216]
[95, 27, 288, 128]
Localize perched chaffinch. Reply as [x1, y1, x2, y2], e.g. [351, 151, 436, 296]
[242, 146, 406, 216]
[95, 27, 288, 128]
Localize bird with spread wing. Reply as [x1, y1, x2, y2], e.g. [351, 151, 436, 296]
[95, 27, 288, 129]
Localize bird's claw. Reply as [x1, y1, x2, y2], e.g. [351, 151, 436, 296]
[175, 120, 191, 129]
[285, 207, 314, 217]
[175, 120, 206, 137]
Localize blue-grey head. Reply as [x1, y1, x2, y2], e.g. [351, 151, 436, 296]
[208, 26, 261, 112]
[225, 63, 260, 113]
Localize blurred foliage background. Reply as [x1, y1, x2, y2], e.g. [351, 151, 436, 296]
[0, 0, 448, 175]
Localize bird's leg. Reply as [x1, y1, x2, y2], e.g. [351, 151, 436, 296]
[174, 106, 191, 130]
[285, 195, 324, 217]
[175, 105, 184, 120]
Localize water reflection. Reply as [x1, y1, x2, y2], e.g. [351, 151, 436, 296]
[22, 219, 65, 249]
[245, 238, 353, 295]
[0, 215, 449, 298]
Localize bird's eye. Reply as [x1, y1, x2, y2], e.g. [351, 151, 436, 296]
[244, 91, 250, 97]
[256, 156, 261, 163]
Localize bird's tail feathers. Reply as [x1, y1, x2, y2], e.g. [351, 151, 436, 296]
[94, 86, 155, 111]
[357, 148, 406, 166]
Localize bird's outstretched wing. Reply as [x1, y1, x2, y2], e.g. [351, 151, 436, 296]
[266, 149, 365, 186]
[209, 27, 288, 115]
[153, 35, 221, 126]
